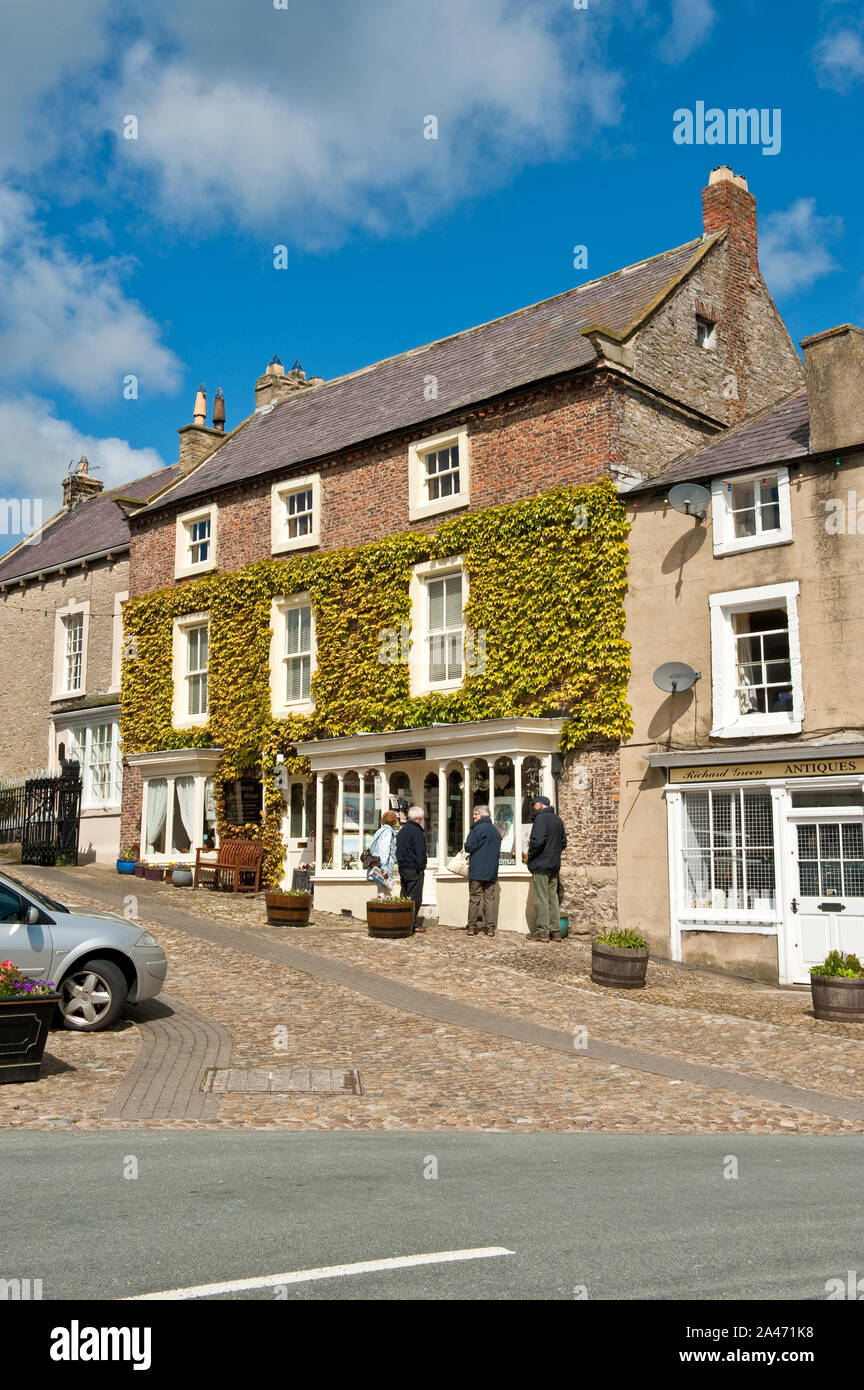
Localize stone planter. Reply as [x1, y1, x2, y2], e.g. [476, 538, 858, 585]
[0, 993, 60, 1084]
[367, 899, 414, 938]
[144, 867, 164, 882]
[266, 891, 312, 926]
[171, 868, 193, 888]
[590, 940, 649, 989]
[810, 973, 864, 1023]
[116, 860, 136, 875]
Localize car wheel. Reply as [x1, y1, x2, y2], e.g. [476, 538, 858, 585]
[59, 959, 129, 1032]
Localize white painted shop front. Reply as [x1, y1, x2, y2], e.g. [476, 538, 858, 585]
[650, 743, 864, 984]
[291, 717, 563, 933]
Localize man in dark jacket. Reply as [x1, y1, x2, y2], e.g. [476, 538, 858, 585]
[396, 805, 427, 932]
[526, 796, 567, 941]
[463, 805, 502, 936]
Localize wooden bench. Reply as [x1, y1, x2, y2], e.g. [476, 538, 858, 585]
[194, 838, 264, 892]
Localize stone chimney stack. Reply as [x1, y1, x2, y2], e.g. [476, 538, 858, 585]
[254, 354, 316, 410]
[63, 455, 104, 511]
[801, 324, 864, 454]
[178, 382, 227, 472]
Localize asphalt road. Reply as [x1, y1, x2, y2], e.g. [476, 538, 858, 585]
[2, 1132, 862, 1301]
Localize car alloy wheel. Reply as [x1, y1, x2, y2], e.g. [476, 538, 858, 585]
[59, 959, 127, 1031]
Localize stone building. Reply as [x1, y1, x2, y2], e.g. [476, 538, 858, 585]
[119, 169, 804, 931]
[620, 322, 864, 982]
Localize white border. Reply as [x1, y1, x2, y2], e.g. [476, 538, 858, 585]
[408, 427, 470, 522]
[271, 474, 321, 554]
[270, 593, 316, 716]
[711, 466, 792, 557]
[709, 580, 802, 738]
[172, 612, 210, 729]
[175, 504, 217, 579]
[408, 556, 467, 697]
[52, 598, 90, 700]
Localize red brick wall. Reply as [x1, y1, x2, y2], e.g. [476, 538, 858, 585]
[120, 761, 143, 857]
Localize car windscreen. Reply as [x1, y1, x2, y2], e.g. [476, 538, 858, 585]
[0, 872, 69, 913]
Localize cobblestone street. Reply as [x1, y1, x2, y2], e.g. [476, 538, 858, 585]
[2, 864, 862, 1135]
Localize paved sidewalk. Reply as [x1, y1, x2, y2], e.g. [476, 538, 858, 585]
[2, 863, 862, 1134]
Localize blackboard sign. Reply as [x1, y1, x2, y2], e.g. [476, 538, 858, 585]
[225, 777, 263, 825]
[385, 748, 425, 762]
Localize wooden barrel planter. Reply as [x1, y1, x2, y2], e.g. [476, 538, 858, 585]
[591, 940, 649, 989]
[265, 891, 312, 927]
[810, 974, 864, 1023]
[367, 899, 414, 938]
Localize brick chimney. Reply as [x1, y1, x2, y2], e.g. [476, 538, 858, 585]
[254, 355, 316, 410]
[801, 324, 864, 454]
[177, 382, 226, 472]
[702, 166, 758, 276]
[63, 455, 103, 510]
[700, 167, 762, 423]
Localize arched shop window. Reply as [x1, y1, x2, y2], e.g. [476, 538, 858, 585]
[321, 773, 338, 868]
[363, 771, 378, 848]
[446, 767, 464, 857]
[423, 771, 439, 859]
[342, 771, 361, 869]
[492, 756, 516, 864]
[469, 758, 489, 809]
[389, 770, 412, 817]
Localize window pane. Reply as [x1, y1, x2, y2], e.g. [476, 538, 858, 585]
[290, 783, 304, 838]
[444, 575, 462, 628]
[428, 580, 444, 631]
[682, 789, 774, 910]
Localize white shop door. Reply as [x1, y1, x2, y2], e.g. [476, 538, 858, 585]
[788, 818, 864, 982]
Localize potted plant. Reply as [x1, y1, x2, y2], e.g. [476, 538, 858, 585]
[133, 860, 147, 878]
[265, 888, 313, 926]
[366, 897, 415, 939]
[591, 928, 649, 989]
[171, 865, 194, 888]
[116, 845, 138, 875]
[0, 959, 60, 1084]
[810, 950, 864, 1023]
[144, 865, 165, 882]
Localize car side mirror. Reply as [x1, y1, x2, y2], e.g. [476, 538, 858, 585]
[26, 904, 40, 925]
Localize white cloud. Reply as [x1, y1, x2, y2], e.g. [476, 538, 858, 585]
[658, 0, 715, 63]
[0, 394, 166, 543]
[0, 188, 181, 401]
[96, 0, 624, 242]
[814, 28, 864, 89]
[760, 198, 843, 294]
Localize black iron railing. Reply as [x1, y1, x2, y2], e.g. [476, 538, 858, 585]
[0, 762, 82, 865]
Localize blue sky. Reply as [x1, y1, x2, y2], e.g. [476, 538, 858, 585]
[1, 0, 863, 551]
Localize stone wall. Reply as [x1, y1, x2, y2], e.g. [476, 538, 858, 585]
[557, 744, 619, 934]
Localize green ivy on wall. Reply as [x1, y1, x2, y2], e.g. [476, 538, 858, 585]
[121, 480, 631, 885]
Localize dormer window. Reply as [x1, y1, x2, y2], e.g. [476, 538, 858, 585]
[696, 315, 716, 350]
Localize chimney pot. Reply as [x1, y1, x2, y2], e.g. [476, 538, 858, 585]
[212, 386, 226, 432]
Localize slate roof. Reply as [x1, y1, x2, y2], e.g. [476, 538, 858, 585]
[0, 465, 182, 583]
[628, 389, 811, 494]
[144, 235, 718, 515]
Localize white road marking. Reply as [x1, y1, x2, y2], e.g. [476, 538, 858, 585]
[124, 1246, 515, 1300]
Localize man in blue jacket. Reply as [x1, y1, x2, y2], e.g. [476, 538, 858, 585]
[526, 796, 567, 941]
[396, 805, 427, 933]
[463, 805, 502, 936]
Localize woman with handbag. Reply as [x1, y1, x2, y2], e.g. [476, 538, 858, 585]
[364, 810, 399, 897]
[463, 805, 502, 936]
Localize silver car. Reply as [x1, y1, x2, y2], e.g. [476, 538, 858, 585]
[0, 870, 167, 1031]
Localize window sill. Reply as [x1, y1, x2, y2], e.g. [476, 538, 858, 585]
[408, 494, 470, 523]
[175, 560, 217, 580]
[272, 700, 315, 718]
[173, 714, 210, 731]
[409, 678, 465, 698]
[711, 717, 802, 739]
[713, 533, 793, 558]
[272, 534, 320, 555]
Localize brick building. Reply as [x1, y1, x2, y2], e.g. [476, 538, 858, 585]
[121, 168, 804, 931]
[0, 458, 181, 862]
[619, 322, 864, 982]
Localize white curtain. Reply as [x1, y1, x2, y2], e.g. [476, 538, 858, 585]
[146, 779, 168, 854]
[174, 776, 196, 850]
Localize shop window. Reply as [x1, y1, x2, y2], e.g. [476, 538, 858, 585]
[389, 770, 413, 817]
[423, 771, 439, 859]
[446, 767, 464, 858]
[321, 773, 338, 868]
[363, 771, 378, 848]
[681, 788, 775, 912]
[203, 777, 217, 849]
[469, 758, 489, 810]
[171, 777, 195, 854]
[711, 468, 791, 556]
[145, 778, 168, 856]
[492, 756, 516, 864]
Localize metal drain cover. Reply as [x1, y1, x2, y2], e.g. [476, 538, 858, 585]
[203, 1067, 362, 1096]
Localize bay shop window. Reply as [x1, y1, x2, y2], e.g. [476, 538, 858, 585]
[126, 748, 223, 862]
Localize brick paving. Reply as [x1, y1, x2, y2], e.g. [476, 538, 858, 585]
[1, 863, 862, 1134]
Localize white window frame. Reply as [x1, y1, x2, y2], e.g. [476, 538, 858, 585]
[711, 466, 791, 556]
[141, 773, 218, 862]
[109, 590, 128, 693]
[62, 717, 122, 809]
[175, 504, 217, 578]
[271, 474, 321, 553]
[270, 594, 316, 716]
[709, 581, 803, 739]
[408, 427, 470, 522]
[695, 315, 717, 350]
[52, 599, 90, 699]
[172, 612, 210, 729]
[408, 556, 467, 696]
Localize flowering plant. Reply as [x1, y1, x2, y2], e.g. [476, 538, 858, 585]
[0, 959, 56, 998]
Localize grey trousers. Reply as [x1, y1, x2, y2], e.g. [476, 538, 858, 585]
[467, 879, 497, 931]
[531, 871, 559, 935]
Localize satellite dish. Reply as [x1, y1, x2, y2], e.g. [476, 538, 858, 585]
[667, 483, 710, 519]
[653, 662, 701, 696]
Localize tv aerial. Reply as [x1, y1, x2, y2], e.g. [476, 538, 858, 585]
[667, 482, 710, 520]
[653, 662, 701, 697]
